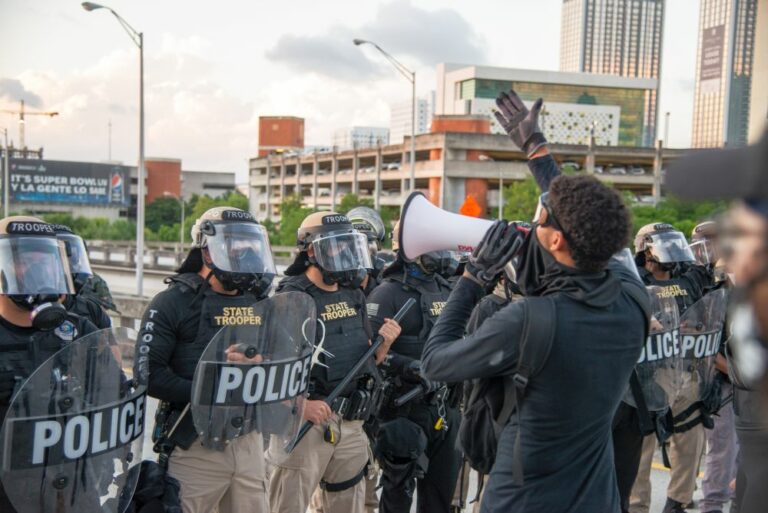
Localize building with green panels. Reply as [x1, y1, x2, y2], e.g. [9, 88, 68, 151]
[437, 64, 659, 147]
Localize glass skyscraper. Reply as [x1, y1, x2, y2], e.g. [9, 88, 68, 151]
[692, 0, 758, 148]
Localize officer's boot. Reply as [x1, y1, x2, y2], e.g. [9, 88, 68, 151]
[661, 498, 687, 513]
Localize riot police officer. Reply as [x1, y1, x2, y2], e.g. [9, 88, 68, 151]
[626, 222, 714, 513]
[0, 216, 98, 512]
[137, 206, 276, 513]
[348, 206, 392, 296]
[267, 211, 401, 513]
[52, 224, 112, 329]
[366, 226, 459, 513]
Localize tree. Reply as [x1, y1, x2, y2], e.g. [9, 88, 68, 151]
[275, 195, 316, 246]
[337, 193, 374, 214]
[146, 197, 181, 233]
[501, 177, 540, 222]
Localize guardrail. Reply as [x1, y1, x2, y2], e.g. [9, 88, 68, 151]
[86, 240, 298, 270]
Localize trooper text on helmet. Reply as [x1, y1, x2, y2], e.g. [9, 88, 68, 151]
[288, 211, 373, 288]
[190, 206, 277, 296]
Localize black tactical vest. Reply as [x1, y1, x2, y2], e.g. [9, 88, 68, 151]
[165, 273, 264, 381]
[278, 275, 372, 397]
[639, 269, 701, 315]
[385, 274, 452, 360]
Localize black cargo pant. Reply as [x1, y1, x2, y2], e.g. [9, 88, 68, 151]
[612, 402, 653, 513]
[379, 402, 461, 513]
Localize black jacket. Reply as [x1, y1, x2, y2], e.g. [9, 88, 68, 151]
[65, 294, 112, 330]
[421, 153, 649, 513]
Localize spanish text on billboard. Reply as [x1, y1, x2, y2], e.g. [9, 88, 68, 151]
[8, 159, 131, 206]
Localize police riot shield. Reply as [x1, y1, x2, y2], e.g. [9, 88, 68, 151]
[624, 286, 683, 412]
[190, 292, 315, 458]
[0, 327, 146, 513]
[677, 288, 728, 410]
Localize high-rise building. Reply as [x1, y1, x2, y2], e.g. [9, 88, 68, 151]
[560, 0, 664, 79]
[748, 0, 767, 142]
[692, 0, 758, 148]
[389, 93, 434, 144]
[332, 126, 389, 150]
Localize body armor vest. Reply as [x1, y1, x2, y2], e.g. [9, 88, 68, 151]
[385, 274, 452, 360]
[279, 275, 371, 397]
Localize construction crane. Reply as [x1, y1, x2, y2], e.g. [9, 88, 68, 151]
[0, 100, 59, 149]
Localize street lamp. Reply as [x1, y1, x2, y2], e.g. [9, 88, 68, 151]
[163, 191, 185, 249]
[479, 155, 503, 220]
[2, 128, 9, 218]
[353, 39, 416, 195]
[82, 2, 146, 297]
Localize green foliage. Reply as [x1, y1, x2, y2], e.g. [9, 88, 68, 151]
[146, 197, 182, 233]
[274, 195, 316, 246]
[629, 196, 726, 239]
[501, 177, 540, 222]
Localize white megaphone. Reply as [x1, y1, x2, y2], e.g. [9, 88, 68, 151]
[398, 192, 495, 261]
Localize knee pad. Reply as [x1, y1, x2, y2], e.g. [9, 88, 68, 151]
[374, 417, 429, 489]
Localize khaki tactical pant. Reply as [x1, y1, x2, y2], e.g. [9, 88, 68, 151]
[167, 431, 268, 513]
[268, 419, 368, 513]
[310, 446, 379, 513]
[630, 378, 706, 512]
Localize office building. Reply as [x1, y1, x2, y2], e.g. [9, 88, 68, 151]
[692, 0, 758, 148]
[389, 93, 434, 144]
[436, 63, 658, 146]
[258, 116, 305, 157]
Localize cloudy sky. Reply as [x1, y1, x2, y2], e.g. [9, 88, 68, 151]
[0, 0, 700, 183]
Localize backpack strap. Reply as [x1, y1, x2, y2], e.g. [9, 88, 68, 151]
[508, 296, 557, 485]
[621, 279, 656, 436]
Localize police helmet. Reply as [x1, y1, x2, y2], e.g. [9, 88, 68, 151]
[0, 216, 73, 329]
[191, 207, 276, 295]
[634, 223, 695, 265]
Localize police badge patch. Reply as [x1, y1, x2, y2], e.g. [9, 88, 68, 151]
[54, 320, 78, 341]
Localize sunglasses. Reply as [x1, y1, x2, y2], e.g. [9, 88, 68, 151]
[533, 192, 574, 245]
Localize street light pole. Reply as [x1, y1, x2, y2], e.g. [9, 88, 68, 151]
[2, 128, 9, 218]
[353, 38, 416, 194]
[82, 2, 145, 296]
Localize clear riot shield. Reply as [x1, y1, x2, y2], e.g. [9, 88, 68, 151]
[624, 286, 683, 412]
[677, 288, 728, 410]
[0, 327, 146, 513]
[191, 292, 315, 458]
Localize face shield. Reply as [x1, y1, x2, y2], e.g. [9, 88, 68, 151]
[58, 233, 93, 279]
[205, 223, 277, 276]
[0, 236, 74, 295]
[311, 231, 372, 272]
[646, 231, 695, 264]
[689, 239, 719, 266]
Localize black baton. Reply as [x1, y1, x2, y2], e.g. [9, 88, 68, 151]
[285, 297, 416, 453]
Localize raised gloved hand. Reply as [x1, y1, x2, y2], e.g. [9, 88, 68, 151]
[467, 220, 527, 285]
[494, 89, 547, 158]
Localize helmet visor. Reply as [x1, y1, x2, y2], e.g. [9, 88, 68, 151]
[58, 233, 93, 278]
[689, 239, 718, 266]
[206, 223, 277, 275]
[348, 207, 386, 242]
[647, 232, 695, 263]
[0, 236, 74, 295]
[312, 232, 373, 272]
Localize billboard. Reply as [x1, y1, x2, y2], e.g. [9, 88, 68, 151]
[8, 159, 131, 206]
[700, 25, 725, 95]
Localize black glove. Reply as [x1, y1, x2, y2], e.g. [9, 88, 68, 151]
[0, 370, 18, 405]
[467, 221, 527, 284]
[405, 360, 440, 394]
[494, 89, 547, 158]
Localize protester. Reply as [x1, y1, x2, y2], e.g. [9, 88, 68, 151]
[421, 89, 650, 513]
[667, 129, 768, 513]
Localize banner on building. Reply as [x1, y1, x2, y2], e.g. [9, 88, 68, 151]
[9, 159, 131, 206]
[700, 25, 725, 95]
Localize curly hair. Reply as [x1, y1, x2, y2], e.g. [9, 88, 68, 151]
[548, 175, 631, 273]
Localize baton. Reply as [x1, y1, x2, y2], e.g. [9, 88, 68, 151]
[393, 385, 425, 408]
[285, 297, 416, 453]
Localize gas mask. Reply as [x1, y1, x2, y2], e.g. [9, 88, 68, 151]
[8, 294, 67, 331]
